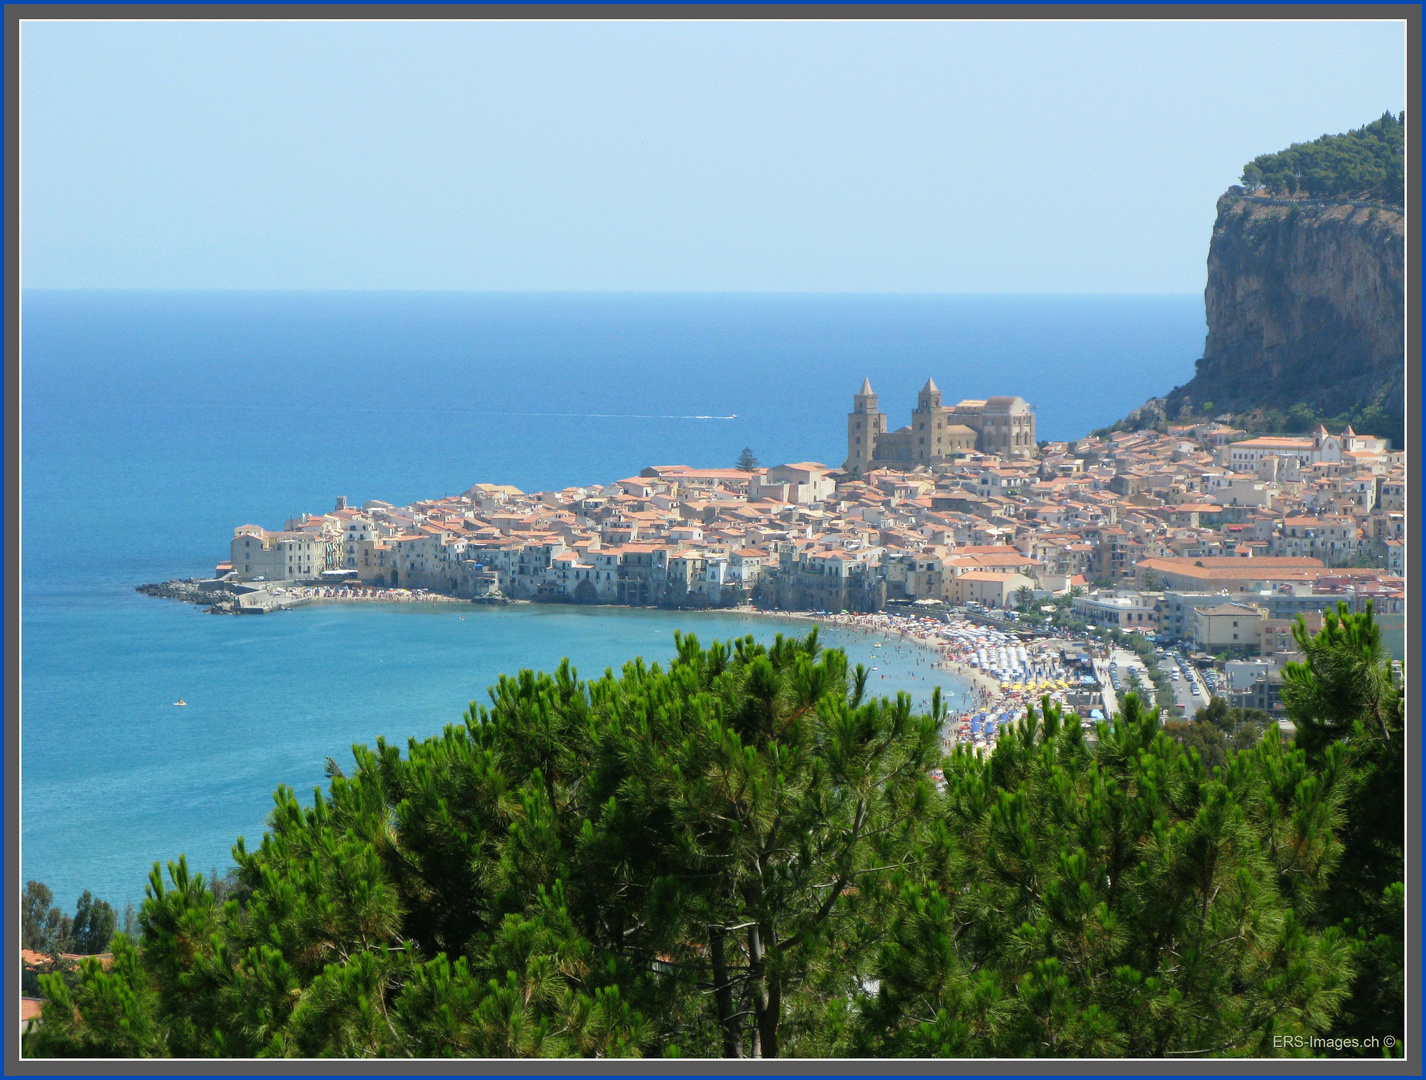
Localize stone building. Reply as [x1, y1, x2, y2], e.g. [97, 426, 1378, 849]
[1193, 601, 1267, 652]
[845, 379, 1035, 471]
[231, 526, 330, 582]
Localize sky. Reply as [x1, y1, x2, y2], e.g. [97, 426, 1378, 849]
[19, 18, 1406, 293]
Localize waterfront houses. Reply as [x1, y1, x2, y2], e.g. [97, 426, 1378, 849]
[220, 382, 1404, 659]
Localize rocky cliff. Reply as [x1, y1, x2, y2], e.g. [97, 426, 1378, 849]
[1164, 193, 1404, 433]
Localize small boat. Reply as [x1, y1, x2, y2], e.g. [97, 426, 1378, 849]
[173, 699, 187, 707]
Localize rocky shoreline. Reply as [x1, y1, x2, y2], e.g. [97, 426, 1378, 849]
[136, 579, 244, 614]
[136, 578, 513, 614]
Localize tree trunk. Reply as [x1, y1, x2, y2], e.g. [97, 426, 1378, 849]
[760, 967, 782, 1059]
[747, 925, 780, 1058]
[710, 928, 743, 1058]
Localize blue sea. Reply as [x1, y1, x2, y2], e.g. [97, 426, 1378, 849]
[21, 290, 1205, 910]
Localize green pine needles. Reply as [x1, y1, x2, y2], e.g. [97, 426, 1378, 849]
[26, 612, 1404, 1058]
[1241, 112, 1404, 205]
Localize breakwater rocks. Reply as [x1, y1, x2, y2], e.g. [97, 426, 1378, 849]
[138, 578, 513, 614]
[136, 578, 243, 614]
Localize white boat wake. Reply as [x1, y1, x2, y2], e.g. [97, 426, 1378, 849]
[209, 403, 739, 421]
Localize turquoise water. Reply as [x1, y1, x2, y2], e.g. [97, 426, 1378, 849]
[22, 598, 969, 911]
[21, 290, 1205, 911]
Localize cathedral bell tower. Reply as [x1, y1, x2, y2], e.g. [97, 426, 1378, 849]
[846, 378, 885, 473]
[916, 377, 942, 411]
[913, 378, 944, 465]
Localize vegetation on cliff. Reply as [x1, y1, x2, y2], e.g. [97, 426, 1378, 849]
[25, 610, 1403, 1059]
[1241, 111, 1404, 205]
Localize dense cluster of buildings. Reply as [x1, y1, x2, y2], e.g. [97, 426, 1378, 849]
[221, 381, 1405, 674]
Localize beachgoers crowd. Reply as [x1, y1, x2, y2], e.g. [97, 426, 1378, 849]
[810, 610, 1087, 756]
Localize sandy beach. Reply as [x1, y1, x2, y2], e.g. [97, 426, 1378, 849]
[726, 606, 1086, 755]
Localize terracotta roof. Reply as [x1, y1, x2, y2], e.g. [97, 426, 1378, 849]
[1144, 556, 1322, 568]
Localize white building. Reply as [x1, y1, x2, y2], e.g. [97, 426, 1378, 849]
[1071, 589, 1160, 630]
[1223, 426, 1360, 471]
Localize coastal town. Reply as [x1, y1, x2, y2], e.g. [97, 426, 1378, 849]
[163, 378, 1403, 738]
[23, 42, 1409, 1055]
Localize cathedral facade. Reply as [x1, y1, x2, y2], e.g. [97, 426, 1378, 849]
[845, 378, 1036, 472]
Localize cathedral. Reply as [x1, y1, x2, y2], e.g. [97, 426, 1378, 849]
[845, 378, 1036, 471]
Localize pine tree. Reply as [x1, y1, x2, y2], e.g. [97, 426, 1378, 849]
[27, 632, 935, 1059]
[25, 618, 1399, 1059]
[858, 695, 1354, 1057]
[735, 448, 759, 472]
[1279, 602, 1403, 1052]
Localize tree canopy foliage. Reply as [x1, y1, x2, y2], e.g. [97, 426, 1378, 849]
[26, 612, 1403, 1059]
[1164, 698, 1273, 773]
[21, 882, 116, 957]
[21, 882, 71, 955]
[1240, 112, 1404, 205]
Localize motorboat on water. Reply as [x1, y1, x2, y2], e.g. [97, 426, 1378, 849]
[173, 699, 188, 707]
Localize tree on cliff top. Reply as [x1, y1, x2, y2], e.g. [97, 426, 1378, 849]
[1240, 111, 1404, 205]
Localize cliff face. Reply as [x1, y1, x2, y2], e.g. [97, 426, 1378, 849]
[1166, 194, 1404, 422]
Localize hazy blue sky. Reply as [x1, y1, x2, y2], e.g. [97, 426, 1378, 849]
[21, 19, 1405, 292]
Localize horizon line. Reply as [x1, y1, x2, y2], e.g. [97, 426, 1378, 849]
[20, 286, 1203, 297]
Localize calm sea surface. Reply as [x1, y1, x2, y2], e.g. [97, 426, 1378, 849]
[21, 290, 1204, 909]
